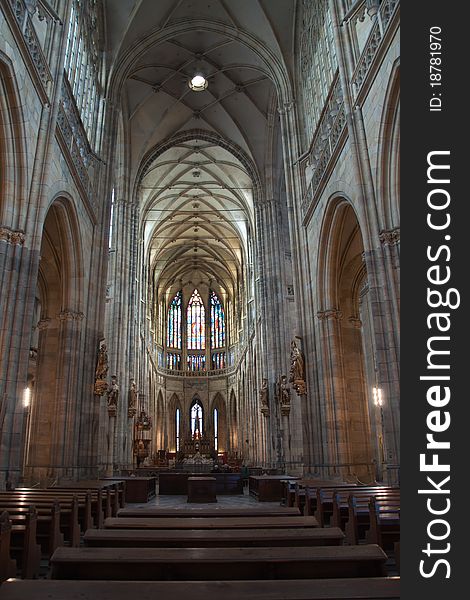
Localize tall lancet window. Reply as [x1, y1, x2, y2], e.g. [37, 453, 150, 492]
[167, 291, 182, 349]
[214, 408, 219, 451]
[191, 400, 203, 438]
[176, 408, 180, 451]
[187, 289, 205, 350]
[210, 291, 226, 370]
[210, 291, 225, 348]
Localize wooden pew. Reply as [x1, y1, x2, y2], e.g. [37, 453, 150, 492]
[331, 488, 400, 530]
[84, 527, 345, 548]
[345, 493, 400, 546]
[0, 577, 402, 599]
[0, 489, 101, 530]
[117, 506, 301, 518]
[50, 481, 124, 514]
[9, 506, 41, 579]
[104, 515, 319, 530]
[50, 545, 388, 580]
[365, 496, 400, 549]
[304, 484, 360, 517]
[0, 511, 17, 582]
[0, 492, 89, 540]
[0, 500, 64, 556]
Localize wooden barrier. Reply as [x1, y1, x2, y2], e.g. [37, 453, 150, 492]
[84, 526, 345, 548]
[50, 545, 388, 580]
[0, 577, 402, 599]
[104, 515, 319, 530]
[0, 511, 16, 582]
[117, 506, 301, 518]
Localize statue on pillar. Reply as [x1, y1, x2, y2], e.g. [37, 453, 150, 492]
[94, 342, 108, 396]
[259, 378, 269, 416]
[278, 374, 291, 416]
[289, 339, 306, 396]
[128, 379, 137, 418]
[107, 375, 118, 416]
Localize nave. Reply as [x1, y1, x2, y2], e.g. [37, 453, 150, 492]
[1, 0, 400, 595]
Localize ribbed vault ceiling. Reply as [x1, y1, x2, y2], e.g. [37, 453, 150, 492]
[106, 0, 295, 299]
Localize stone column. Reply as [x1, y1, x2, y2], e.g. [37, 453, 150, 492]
[316, 309, 350, 478]
[0, 229, 31, 488]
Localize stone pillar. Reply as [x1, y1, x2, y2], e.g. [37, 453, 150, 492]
[0, 229, 31, 488]
[316, 309, 350, 478]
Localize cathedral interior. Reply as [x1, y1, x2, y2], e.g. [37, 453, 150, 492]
[0, 0, 400, 595]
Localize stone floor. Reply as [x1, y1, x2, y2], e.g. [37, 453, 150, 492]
[128, 486, 284, 509]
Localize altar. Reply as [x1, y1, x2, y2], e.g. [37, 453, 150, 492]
[182, 437, 212, 456]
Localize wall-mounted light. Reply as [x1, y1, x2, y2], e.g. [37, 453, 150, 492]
[372, 386, 383, 407]
[23, 387, 31, 408]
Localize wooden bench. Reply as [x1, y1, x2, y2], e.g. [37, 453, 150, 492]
[0, 501, 64, 556]
[104, 515, 319, 530]
[0, 577, 402, 599]
[47, 487, 113, 520]
[0, 490, 94, 534]
[9, 506, 41, 579]
[0, 512, 16, 582]
[50, 544, 388, 580]
[1, 489, 104, 529]
[295, 481, 358, 514]
[304, 485, 354, 517]
[330, 488, 399, 530]
[365, 496, 400, 549]
[51, 481, 125, 513]
[117, 506, 301, 518]
[100, 478, 154, 504]
[345, 494, 400, 546]
[84, 527, 345, 548]
[332, 489, 399, 529]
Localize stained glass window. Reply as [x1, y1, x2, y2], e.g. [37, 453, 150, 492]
[191, 401, 203, 437]
[187, 289, 205, 350]
[211, 352, 226, 370]
[167, 353, 181, 370]
[210, 291, 225, 349]
[64, 0, 102, 149]
[167, 291, 182, 349]
[187, 354, 206, 372]
[214, 408, 218, 451]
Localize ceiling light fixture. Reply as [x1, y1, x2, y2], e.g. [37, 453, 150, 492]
[189, 73, 208, 92]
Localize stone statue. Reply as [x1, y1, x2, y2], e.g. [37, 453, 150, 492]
[95, 343, 108, 380]
[128, 379, 137, 418]
[289, 339, 306, 396]
[259, 378, 269, 416]
[278, 374, 291, 416]
[280, 375, 290, 405]
[107, 375, 118, 415]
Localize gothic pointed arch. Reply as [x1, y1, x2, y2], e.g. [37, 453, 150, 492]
[316, 196, 375, 481]
[0, 51, 28, 226]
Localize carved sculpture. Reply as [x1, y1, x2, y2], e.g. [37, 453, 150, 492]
[259, 378, 269, 416]
[94, 342, 108, 396]
[107, 375, 118, 416]
[289, 339, 306, 396]
[136, 410, 152, 431]
[279, 374, 291, 416]
[128, 378, 137, 418]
